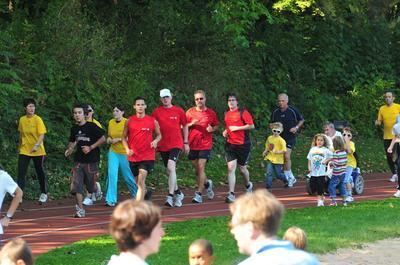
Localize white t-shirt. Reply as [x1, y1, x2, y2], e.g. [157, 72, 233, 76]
[307, 146, 332, 177]
[107, 252, 148, 265]
[0, 170, 18, 234]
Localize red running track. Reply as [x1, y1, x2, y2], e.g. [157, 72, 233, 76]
[0, 172, 397, 255]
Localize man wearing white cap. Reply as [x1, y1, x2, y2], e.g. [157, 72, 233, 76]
[152, 88, 189, 207]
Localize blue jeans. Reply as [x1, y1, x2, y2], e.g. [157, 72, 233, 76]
[105, 150, 137, 204]
[265, 162, 287, 188]
[328, 173, 346, 199]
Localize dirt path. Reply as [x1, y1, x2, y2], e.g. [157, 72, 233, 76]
[317, 238, 400, 265]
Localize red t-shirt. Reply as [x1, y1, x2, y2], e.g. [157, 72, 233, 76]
[126, 115, 156, 162]
[152, 105, 187, 152]
[224, 109, 254, 145]
[186, 107, 219, 150]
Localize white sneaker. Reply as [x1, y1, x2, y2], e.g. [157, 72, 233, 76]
[390, 174, 398, 182]
[225, 193, 235, 203]
[165, 195, 174, 207]
[206, 180, 215, 199]
[83, 197, 93, 206]
[246, 181, 253, 193]
[192, 192, 203, 203]
[38, 193, 48, 203]
[174, 192, 184, 207]
[288, 177, 297, 187]
[394, 190, 400, 198]
[346, 196, 354, 202]
[74, 205, 86, 218]
[317, 200, 324, 207]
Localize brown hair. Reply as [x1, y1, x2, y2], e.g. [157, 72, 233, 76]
[189, 239, 214, 256]
[194, 90, 206, 97]
[311, 133, 329, 148]
[109, 200, 161, 252]
[0, 238, 33, 265]
[332, 136, 345, 151]
[230, 189, 284, 237]
[283, 226, 307, 250]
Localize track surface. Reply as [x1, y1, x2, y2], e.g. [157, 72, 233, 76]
[0, 172, 397, 255]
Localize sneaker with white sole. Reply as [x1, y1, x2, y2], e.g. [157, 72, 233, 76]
[225, 193, 235, 203]
[246, 181, 253, 193]
[288, 177, 297, 188]
[192, 192, 203, 203]
[317, 199, 324, 207]
[394, 190, 400, 198]
[205, 180, 215, 199]
[346, 196, 354, 202]
[165, 195, 174, 207]
[83, 197, 93, 206]
[74, 205, 86, 218]
[174, 192, 184, 207]
[38, 193, 48, 204]
[390, 174, 398, 182]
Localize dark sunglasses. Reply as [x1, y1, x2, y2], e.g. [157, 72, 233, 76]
[272, 129, 281, 133]
[87, 109, 93, 112]
[343, 133, 352, 137]
[195, 97, 204, 101]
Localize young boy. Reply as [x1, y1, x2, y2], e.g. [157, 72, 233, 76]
[343, 127, 357, 202]
[65, 103, 105, 218]
[188, 239, 214, 265]
[262, 122, 288, 189]
[283, 226, 308, 250]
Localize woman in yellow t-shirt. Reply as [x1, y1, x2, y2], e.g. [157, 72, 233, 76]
[17, 99, 48, 203]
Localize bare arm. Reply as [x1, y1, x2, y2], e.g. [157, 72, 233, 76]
[31, 134, 45, 153]
[182, 124, 190, 154]
[0, 187, 23, 227]
[229, 124, 255, 132]
[64, 141, 76, 157]
[82, 136, 106, 154]
[151, 120, 162, 148]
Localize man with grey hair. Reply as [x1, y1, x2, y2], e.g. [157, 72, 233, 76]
[323, 122, 342, 150]
[270, 93, 304, 187]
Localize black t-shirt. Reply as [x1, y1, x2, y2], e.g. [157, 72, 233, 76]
[270, 105, 304, 141]
[69, 122, 105, 163]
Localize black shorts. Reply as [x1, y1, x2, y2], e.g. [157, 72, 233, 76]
[310, 176, 325, 196]
[160, 148, 181, 167]
[188, 149, 211, 161]
[285, 138, 296, 149]
[225, 143, 251, 166]
[129, 161, 154, 176]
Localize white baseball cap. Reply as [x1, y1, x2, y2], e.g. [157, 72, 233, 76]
[160, 88, 172, 98]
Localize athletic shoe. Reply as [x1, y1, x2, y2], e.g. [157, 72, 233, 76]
[174, 192, 185, 207]
[74, 205, 86, 218]
[105, 202, 116, 207]
[317, 200, 324, 207]
[246, 181, 253, 193]
[288, 176, 297, 187]
[329, 201, 337, 206]
[83, 197, 93, 206]
[165, 195, 174, 207]
[390, 174, 398, 182]
[225, 193, 235, 203]
[192, 192, 203, 203]
[346, 196, 354, 202]
[38, 193, 48, 204]
[343, 201, 348, 207]
[394, 190, 400, 198]
[206, 180, 215, 199]
[95, 182, 103, 201]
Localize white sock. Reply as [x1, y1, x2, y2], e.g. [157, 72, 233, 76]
[289, 170, 296, 179]
[284, 171, 291, 180]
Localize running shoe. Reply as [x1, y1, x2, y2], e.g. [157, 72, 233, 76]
[83, 197, 93, 206]
[38, 193, 48, 204]
[205, 180, 215, 199]
[165, 195, 174, 207]
[74, 205, 86, 218]
[390, 174, 398, 182]
[225, 193, 235, 203]
[394, 190, 400, 198]
[317, 200, 324, 207]
[192, 192, 203, 203]
[246, 181, 253, 193]
[174, 192, 185, 207]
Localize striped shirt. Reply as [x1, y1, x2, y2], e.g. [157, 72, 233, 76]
[332, 150, 347, 176]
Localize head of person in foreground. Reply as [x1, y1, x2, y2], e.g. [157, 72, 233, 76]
[283, 226, 308, 250]
[109, 200, 164, 261]
[188, 238, 214, 265]
[0, 238, 33, 265]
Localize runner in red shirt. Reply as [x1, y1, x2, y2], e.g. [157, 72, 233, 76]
[152, 88, 189, 207]
[123, 97, 161, 201]
[223, 93, 255, 203]
[186, 90, 219, 203]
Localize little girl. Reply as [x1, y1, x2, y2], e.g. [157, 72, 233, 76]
[307, 134, 331, 206]
[328, 136, 348, 206]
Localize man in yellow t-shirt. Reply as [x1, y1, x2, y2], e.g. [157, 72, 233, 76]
[375, 91, 400, 182]
[17, 98, 48, 203]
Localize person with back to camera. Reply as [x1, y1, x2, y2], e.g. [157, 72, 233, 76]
[327, 136, 347, 206]
[188, 239, 214, 265]
[270, 93, 304, 187]
[386, 122, 400, 198]
[283, 226, 308, 250]
[223, 92, 255, 203]
[262, 122, 289, 190]
[307, 133, 332, 207]
[17, 98, 48, 204]
[229, 189, 319, 265]
[0, 238, 33, 265]
[105, 104, 138, 207]
[107, 200, 165, 265]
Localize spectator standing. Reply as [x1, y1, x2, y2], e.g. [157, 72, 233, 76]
[186, 90, 219, 203]
[323, 122, 342, 150]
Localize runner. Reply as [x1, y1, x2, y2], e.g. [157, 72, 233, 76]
[122, 97, 161, 201]
[65, 103, 105, 217]
[223, 92, 255, 203]
[105, 104, 137, 207]
[17, 98, 48, 203]
[152, 88, 188, 207]
[186, 90, 219, 203]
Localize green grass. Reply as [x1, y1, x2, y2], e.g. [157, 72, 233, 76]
[36, 199, 400, 265]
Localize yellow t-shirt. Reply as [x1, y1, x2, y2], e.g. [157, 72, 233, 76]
[18, 115, 47, 156]
[264, 135, 286, 164]
[377, 103, 400, 139]
[108, 118, 127, 154]
[90, 118, 103, 128]
[346, 141, 357, 168]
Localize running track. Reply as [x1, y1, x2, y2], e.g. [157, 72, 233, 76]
[0, 172, 397, 255]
